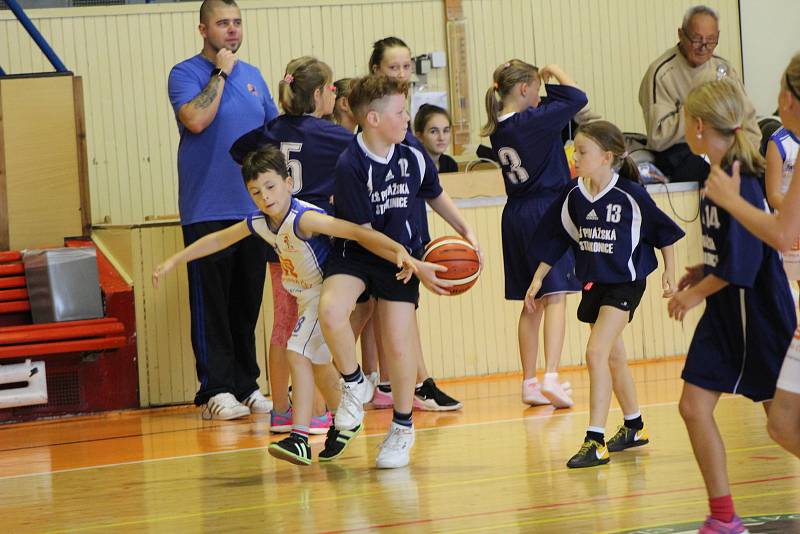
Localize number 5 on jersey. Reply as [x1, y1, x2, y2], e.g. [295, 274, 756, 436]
[281, 142, 303, 194]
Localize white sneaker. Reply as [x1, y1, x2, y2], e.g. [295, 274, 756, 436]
[334, 378, 373, 429]
[201, 393, 250, 420]
[242, 390, 273, 413]
[541, 380, 574, 408]
[376, 422, 415, 469]
[522, 379, 550, 406]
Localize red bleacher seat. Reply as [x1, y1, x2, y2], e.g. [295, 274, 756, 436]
[0, 244, 138, 421]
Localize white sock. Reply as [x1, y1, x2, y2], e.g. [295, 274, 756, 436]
[624, 411, 642, 421]
[523, 377, 538, 386]
[587, 425, 605, 435]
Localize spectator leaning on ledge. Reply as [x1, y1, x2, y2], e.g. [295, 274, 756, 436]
[639, 4, 760, 182]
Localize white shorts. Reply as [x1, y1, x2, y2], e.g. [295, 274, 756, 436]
[286, 289, 332, 365]
[777, 329, 800, 394]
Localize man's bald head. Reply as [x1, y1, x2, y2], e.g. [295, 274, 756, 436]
[200, 0, 238, 24]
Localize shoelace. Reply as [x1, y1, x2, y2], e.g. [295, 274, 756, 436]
[379, 426, 410, 451]
[338, 382, 362, 421]
[577, 440, 596, 455]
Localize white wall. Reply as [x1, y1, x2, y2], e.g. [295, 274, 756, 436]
[740, 0, 800, 116]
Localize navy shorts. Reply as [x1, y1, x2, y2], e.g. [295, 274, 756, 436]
[682, 287, 794, 402]
[502, 196, 580, 300]
[325, 244, 421, 305]
[577, 280, 646, 324]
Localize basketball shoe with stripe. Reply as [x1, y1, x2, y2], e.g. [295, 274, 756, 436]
[318, 424, 362, 461]
[201, 393, 250, 420]
[607, 424, 649, 452]
[268, 435, 312, 466]
[567, 439, 610, 468]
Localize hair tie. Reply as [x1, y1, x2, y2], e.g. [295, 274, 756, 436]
[503, 62, 510, 69]
[493, 82, 499, 90]
[621, 151, 629, 158]
[731, 125, 741, 134]
[283, 73, 294, 84]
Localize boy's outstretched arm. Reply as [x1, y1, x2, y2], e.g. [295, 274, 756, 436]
[297, 211, 417, 277]
[152, 221, 251, 288]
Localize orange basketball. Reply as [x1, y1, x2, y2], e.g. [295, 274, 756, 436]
[422, 236, 481, 295]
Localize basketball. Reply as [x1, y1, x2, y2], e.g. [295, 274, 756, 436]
[422, 236, 481, 295]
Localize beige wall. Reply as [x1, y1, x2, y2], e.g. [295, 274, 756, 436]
[2, 0, 740, 228]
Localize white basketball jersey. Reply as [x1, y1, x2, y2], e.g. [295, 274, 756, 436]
[246, 198, 331, 296]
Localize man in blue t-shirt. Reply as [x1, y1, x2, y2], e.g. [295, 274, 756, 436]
[167, 0, 278, 420]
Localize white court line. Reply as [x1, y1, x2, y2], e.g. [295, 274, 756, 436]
[0, 396, 742, 481]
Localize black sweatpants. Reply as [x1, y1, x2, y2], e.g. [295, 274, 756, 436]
[182, 220, 268, 406]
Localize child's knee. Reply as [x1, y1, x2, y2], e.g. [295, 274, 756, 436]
[584, 346, 608, 368]
[319, 295, 349, 330]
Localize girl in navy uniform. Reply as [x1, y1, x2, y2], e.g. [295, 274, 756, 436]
[319, 74, 479, 468]
[705, 53, 800, 462]
[672, 78, 796, 533]
[230, 57, 353, 435]
[526, 120, 683, 468]
[483, 60, 586, 408]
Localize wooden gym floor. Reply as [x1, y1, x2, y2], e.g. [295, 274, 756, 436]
[0, 358, 798, 533]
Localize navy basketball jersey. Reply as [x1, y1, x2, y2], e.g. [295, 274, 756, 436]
[489, 84, 587, 199]
[536, 174, 684, 283]
[402, 125, 439, 245]
[334, 133, 443, 253]
[230, 115, 353, 213]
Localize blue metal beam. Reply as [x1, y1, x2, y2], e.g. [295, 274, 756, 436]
[4, 0, 69, 73]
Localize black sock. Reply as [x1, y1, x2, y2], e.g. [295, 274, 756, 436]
[392, 410, 413, 428]
[624, 415, 644, 430]
[378, 383, 392, 393]
[341, 365, 363, 384]
[586, 431, 605, 446]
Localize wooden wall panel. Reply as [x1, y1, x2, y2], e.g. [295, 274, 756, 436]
[0, 1, 740, 228]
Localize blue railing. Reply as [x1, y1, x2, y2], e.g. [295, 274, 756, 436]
[2, 0, 69, 75]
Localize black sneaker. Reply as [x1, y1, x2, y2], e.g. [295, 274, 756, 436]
[607, 425, 649, 452]
[413, 378, 462, 411]
[319, 424, 362, 462]
[268, 435, 311, 466]
[566, 439, 610, 468]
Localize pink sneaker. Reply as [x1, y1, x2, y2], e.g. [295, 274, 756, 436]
[270, 408, 292, 433]
[541, 380, 574, 408]
[698, 515, 748, 534]
[309, 411, 333, 435]
[522, 379, 550, 406]
[372, 385, 394, 409]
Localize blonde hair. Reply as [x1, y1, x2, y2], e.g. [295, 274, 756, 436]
[347, 74, 409, 123]
[481, 59, 539, 137]
[782, 52, 800, 102]
[685, 78, 765, 175]
[278, 56, 333, 116]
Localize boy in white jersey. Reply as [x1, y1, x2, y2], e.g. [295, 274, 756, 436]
[153, 146, 417, 465]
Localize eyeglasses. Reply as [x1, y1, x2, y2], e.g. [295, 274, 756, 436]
[681, 30, 719, 50]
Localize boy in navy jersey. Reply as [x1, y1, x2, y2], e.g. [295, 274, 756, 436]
[668, 79, 794, 534]
[230, 57, 353, 434]
[528, 121, 684, 469]
[154, 146, 417, 466]
[319, 74, 480, 469]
